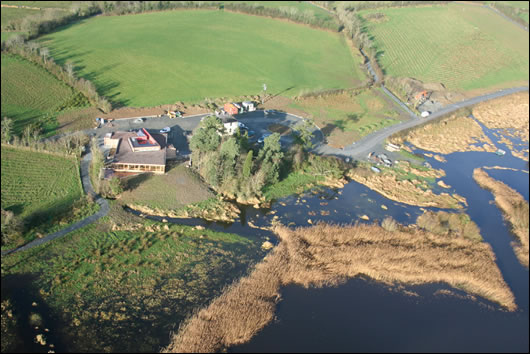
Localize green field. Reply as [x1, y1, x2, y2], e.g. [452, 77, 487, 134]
[361, 3, 529, 91]
[288, 88, 402, 147]
[1, 54, 89, 135]
[1, 214, 263, 352]
[0, 6, 40, 27]
[1, 146, 95, 247]
[39, 9, 364, 107]
[223, 1, 335, 25]
[120, 163, 214, 210]
[1, 1, 75, 8]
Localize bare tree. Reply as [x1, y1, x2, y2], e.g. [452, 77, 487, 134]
[40, 47, 50, 63]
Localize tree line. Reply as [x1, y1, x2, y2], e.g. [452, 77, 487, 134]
[2, 37, 112, 114]
[189, 115, 349, 204]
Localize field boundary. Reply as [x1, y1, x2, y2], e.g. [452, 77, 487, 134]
[1, 144, 109, 256]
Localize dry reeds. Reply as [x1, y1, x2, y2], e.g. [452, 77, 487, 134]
[163, 221, 516, 353]
[473, 168, 529, 267]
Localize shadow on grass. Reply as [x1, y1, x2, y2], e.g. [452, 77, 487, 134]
[1, 273, 68, 352]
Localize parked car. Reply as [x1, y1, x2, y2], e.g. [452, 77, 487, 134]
[237, 122, 248, 129]
[257, 132, 272, 144]
[160, 127, 171, 133]
[132, 118, 144, 124]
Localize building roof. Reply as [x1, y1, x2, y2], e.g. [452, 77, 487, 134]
[111, 131, 167, 166]
[221, 116, 237, 124]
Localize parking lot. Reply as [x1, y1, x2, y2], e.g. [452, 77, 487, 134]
[90, 110, 324, 156]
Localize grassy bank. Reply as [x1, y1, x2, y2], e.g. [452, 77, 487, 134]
[1, 145, 96, 249]
[473, 168, 529, 267]
[164, 221, 515, 352]
[1, 205, 264, 352]
[361, 3, 528, 92]
[39, 9, 364, 107]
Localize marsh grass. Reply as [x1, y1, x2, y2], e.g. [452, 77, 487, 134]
[473, 168, 529, 267]
[165, 222, 515, 353]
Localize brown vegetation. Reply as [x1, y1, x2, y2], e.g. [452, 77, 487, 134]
[347, 163, 465, 209]
[416, 210, 482, 242]
[473, 168, 529, 267]
[472, 92, 529, 142]
[389, 112, 497, 154]
[164, 222, 515, 353]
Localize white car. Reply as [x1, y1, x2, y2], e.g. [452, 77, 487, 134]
[257, 132, 272, 144]
[237, 122, 247, 129]
[160, 127, 171, 133]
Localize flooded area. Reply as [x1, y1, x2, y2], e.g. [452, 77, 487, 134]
[230, 125, 529, 352]
[3, 122, 528, 352]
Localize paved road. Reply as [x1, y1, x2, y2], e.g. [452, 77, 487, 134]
[312, 86, 529, 159]
[1, 145, 110, 256]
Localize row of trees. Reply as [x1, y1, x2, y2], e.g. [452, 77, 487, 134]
[2, 37, 112, 113]
[1, 117, 89, 157]
[190, 116, 284, 202]
[333, 1, 450, 84]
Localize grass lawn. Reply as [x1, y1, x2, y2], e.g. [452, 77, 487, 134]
[0, 210, 263, 352]
[1, 146, 96, 248]
[361, 3, 529, 92]
[1, 53, 90, 136]
[288, 88, 403, 147]
[39, 9, 365, 107]
[120, 163, 214, 210]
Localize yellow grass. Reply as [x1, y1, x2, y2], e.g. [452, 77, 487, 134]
[473, 92, 529, 142]
[390, 113, 497, 154]
[473, 168, 529, 267]
[347, 163, 465, 209]
[164, 222, 515, 353]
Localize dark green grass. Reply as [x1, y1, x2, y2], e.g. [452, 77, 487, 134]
[1, 216, 263, 352]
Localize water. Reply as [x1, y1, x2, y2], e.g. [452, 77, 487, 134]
[232, 126, 529, 353]
[5, 125, 528, 352]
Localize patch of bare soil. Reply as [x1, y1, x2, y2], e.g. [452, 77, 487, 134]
[473, 168, 529, 268]
[385, 77, 467, 107]
[164, 222, 515, 352]
[391, 113, 497, 154]
[102, 102, 211, 120]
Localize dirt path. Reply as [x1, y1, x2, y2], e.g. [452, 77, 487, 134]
[1, 145, 109, 256]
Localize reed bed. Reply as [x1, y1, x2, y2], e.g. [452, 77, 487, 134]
[164, 221, 515, 353]
[473, 168, 529, 267]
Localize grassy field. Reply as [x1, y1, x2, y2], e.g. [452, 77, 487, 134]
[222, 1, 335, 25]
[361, 3, 529, 92]
[1, 1, 76, 8]
[1, 6, 40, 27]
[39, 9, 365, 107]
[1, 53, 91, 136]
[120, 163, 214, 210]
[1, 146, 97, 248]
[288, 88, 403, 147]
[0, 208, 263, 352]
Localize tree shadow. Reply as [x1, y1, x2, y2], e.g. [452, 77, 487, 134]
[1, 273, 69, 352]
[124, 173, 153, 192]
